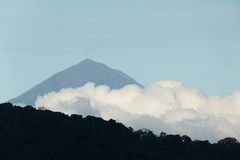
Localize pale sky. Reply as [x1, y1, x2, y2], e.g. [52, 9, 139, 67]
[1, 0, 240, 102]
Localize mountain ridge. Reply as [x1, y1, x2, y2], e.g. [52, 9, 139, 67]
[9, 59, 142, 106]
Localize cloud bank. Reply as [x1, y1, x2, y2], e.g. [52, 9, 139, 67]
[35, 81, 240, 142]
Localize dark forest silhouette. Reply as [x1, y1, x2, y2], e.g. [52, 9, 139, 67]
[0, 103, 239, 160]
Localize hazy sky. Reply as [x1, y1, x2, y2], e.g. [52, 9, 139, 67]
[1, 0, 240, 102]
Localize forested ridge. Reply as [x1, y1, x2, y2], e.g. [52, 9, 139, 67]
[0, 103, 239, 160]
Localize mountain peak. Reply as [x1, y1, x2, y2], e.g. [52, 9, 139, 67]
[77, 58, 106, 67]
[81, 58, 97, 63]
[9, 59, 142, 105]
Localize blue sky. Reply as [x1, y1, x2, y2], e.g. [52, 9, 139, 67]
[1, 0, 240, 102]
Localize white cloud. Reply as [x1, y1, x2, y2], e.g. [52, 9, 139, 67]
[35, 81, 240, 142]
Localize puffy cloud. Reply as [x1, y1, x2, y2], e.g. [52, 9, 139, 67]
[35, 81, 240, 142]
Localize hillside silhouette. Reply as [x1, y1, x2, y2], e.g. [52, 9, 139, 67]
[0, 103, 239, 160]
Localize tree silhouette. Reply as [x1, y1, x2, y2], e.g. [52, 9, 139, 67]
[0, 102, 239, 160]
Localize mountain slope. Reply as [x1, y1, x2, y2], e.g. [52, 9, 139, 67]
[9, 59, 142, 105]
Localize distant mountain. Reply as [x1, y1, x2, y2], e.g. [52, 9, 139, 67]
[0, 102, 239, 160]
[9, 59, 142, 106]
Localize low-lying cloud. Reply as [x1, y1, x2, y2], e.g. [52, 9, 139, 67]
[35, 81, 240, 142]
